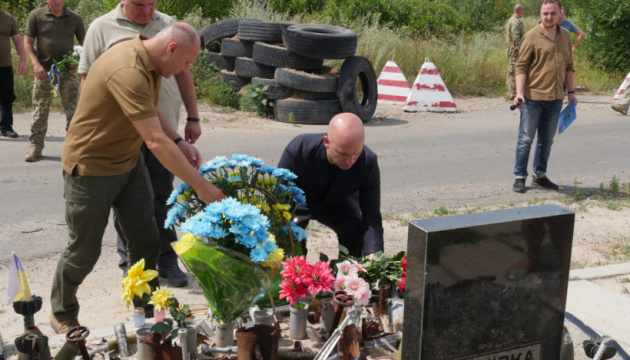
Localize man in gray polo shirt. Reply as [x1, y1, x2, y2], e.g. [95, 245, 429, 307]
[79, 0, 202, 288]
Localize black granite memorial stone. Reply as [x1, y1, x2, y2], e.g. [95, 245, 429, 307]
[401, 204, 574, 360]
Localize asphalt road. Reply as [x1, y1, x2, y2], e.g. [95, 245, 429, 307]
[1, 94, 629, 262]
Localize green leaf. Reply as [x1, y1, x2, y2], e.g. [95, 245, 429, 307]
[150, 321, 172, 334]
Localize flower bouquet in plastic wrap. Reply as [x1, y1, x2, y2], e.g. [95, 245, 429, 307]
[165, 154, 307, 324]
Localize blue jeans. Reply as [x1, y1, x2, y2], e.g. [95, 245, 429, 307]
[513, 98, 563, 178]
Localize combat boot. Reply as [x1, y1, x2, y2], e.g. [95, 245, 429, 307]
[611, 104, 628, 115]
[25, 149, 42, 162]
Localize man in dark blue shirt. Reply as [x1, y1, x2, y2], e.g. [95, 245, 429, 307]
[278, 113, 383, 257]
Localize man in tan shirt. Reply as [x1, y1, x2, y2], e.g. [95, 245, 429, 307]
[79, 0, 201, 287]
[50, 23, 224, 334]
[511, 0, 577, 194]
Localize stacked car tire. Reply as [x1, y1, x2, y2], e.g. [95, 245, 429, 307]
[198, 19, 378, 124]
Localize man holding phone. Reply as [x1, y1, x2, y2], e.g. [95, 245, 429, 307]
[511, 0, 577, 193]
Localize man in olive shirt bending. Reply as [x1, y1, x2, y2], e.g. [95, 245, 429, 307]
[50, 23, 224, 334]
[512, 0, 577, 193]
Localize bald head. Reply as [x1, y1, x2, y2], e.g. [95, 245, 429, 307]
[514, 3, 524, 17]
[155, 22, 200, 49]
[323, 113, 365, 170]
[145, 22, 200, 78]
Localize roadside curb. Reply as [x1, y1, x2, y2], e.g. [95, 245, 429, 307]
[569, 262, 630, 280]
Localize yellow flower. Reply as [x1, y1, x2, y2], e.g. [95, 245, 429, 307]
[261, 242, 284, 270]
[282, 211, 291, 221]
[272, 204, 290, 212]
[260, 203, 271, 213]
[149, 287, 174, 311]
[172, 233, 204, 255]
[121, 259, 158, 308]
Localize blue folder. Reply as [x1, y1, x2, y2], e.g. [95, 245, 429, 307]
[558, 102, 577, 134]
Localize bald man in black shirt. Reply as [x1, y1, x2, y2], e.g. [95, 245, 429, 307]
[278, 113, 383, 257]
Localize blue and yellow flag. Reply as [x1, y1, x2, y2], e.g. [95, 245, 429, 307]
[7, 252, 32, 304]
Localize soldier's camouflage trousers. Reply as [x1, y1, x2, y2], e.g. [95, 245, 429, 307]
[505, 60, 517, 100]
[30, 73, 79, 151]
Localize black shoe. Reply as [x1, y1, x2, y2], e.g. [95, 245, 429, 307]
[158, 265, 188, 287]
[1, 128, 19, 138]
[512, 178, 526, 193]
[532, 176, 559, 191]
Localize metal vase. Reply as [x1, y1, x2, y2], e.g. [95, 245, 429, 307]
[289, 303, 309, 340]
[215, 322, 235, 348]
[135, 327, 155, 360]
[186, 325, 198, 359]
[320, 299, 336, 335]
[253, 308, 275, 326]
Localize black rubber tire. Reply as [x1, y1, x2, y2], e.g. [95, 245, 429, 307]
[221, 36, 253, 58]
[224, 56, 236, 71]
[238, 20, 288, 43]
[274, 98, 342, 124]
[282, 24, 357, 59]
[234, 57, 275, 79]
[338, 56, 378, 122]
[199, 18, 261, 52]
[205, 52, 226, 70]
[292, 90, 338, 100]
[251, 77, 293, 100]
[274, 67, 338, 93]
[220, 69, 251, 92]
[252, 42, 323, 70]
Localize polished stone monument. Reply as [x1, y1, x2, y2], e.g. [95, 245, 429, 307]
[402, 204, 574, 360]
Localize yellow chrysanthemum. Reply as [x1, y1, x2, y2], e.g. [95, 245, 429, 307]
[260, 203, 271, 213]
[272, 204, 291, 212]
[282, 211, 291, 221]
[261, 247, 284, 269]
[172, 233, 204, 255]
[149, 287, 174, 311]
[121, 259, 158, 308]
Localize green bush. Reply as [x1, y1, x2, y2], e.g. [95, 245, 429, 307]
[572, 0, 630, 72]
[238, 84, 274, 117]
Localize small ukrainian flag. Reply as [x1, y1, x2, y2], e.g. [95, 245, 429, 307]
[7, 252, 32, 304]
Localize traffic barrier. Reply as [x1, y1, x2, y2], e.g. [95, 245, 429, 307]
[377, 60, 411, 105]
[403, 58, 457, 113]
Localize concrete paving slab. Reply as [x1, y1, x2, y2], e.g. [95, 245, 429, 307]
[566, 280, 630, 355]
[570, 263, 630, 280]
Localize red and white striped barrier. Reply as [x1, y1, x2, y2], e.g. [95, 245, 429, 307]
[377, 60, 411, 105]
[614, 71, 630, 100]
[403, 59, 457, 113]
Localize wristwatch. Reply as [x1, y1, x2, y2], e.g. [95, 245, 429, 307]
[186, 116, 199, 122]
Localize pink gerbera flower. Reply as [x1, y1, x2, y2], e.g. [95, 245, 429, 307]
[349, 259, 366, 272]
[334, 275, 348, 292]
[336, 260, 359, 277]
[344, 275, 371, 301]
[303, 260, 334, 296]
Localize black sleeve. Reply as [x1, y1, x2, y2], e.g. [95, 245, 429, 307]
[360, 156, 384, 254]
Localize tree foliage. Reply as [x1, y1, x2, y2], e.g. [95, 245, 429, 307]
[571, 0, 630, 72]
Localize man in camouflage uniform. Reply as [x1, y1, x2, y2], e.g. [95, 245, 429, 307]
[505, 4, 525, 100]
[23, 0, 85, 162]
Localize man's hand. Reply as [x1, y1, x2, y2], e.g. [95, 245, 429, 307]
[176, 141, 202, 169]
[568, 93, 578, 106]
[511, 96, 525, 110]
[197, 182, 225, 205]
[33, 63, 47, 81]
[184, 121, 202, 144]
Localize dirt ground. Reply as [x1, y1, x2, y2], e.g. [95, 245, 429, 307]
[1, 95, 629, 359]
